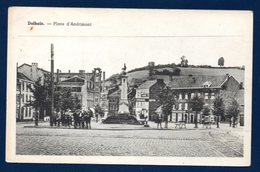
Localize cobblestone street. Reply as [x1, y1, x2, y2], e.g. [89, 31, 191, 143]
[16, 121, 244, 157]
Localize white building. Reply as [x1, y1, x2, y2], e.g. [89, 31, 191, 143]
[16, 72, 35, 121]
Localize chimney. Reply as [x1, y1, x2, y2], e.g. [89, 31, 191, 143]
[68, 70, 70, 73]
[56, 69, 59, 83]
[31, 63, 38, 80]
[79, 70, 85, 74]
[226, 73, 230, 77]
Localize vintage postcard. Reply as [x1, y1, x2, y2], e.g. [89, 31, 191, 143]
[6, 7, 252, 166]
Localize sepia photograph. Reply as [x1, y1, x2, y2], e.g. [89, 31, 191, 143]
[6, 7, 252, 166]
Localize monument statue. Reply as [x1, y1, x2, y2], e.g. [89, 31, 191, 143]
[118, 63, 130, 115]
[102, 63, 139, 124]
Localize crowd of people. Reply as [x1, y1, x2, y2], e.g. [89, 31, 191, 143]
[52, 107, 94, 129]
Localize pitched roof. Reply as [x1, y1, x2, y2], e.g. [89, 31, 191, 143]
[137, 80, 157, 89]
[18, 63, 49, 73]
[17, 72, 33, 82]
[108, 89, 121, 97]
[167, 75, 228, 89]
[128, 78, 146, 87]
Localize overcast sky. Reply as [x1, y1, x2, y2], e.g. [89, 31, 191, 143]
[11, 8, 252, 78]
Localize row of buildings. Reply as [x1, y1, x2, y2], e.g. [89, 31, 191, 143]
[16, 62, 244, 125]
[106, 73, 244, 124]
[16, 63, 105, 121]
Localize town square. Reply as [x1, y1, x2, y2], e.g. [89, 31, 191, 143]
[16, 121, 244, 157]
[7, 8, 251, 166]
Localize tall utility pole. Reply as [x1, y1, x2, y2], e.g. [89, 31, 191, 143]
[50, 43, 54, 126]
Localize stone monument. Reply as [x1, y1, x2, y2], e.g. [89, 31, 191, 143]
[118, 63, 130, 115]
[102, 64, 139, 124]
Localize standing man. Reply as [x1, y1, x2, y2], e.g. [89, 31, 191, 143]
[157, 112, 163, 129]
[144, 110, 149, 127]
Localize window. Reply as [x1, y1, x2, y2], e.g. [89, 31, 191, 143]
[203, 81, 212, 88]
[72, 87, 81, 92]
[185, 93, 188, 99]
[179, 93, 182, 100]
[205, 93, 208, 99]
[25, 107, 28, 117]
[197, 93, 201, 97]
[211, 92, 215, 99]
[24, 83, 26, 92]
[185, 103, 188, 110]
[191, 93, 195, 99]
[22, 82, 24, 91]
[178, 103, 182, 110]
[26, 95, 28, 102]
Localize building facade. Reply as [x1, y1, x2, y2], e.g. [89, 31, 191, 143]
[18, 63, 50, 84]
[167, 74, 242, 123]
[135, 79, 165, 121]
[55, 69, 103, 107]
[107, 87, 120, 116]
[56, 76, 95, 111]
[16, 72, 35, 121]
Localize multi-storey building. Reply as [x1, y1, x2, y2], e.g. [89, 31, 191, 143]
[18, 63, 50, 120]
[167, 74, 242, 123]
[55, 69, 103, 107]
[16, 72, 35, 121]
[18, 63, 50, 84]
[135, 79, 165, 121]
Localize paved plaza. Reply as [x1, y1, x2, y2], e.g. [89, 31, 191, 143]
[16, 121, 244, 157]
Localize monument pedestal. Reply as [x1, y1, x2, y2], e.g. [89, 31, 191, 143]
[102, 64, 140, 125]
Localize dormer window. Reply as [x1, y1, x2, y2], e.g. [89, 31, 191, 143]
[203, 81, 212, 88]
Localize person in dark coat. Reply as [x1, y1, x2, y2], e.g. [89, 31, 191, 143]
[86, 108, 93, 129]
[156, 112, 163, 129]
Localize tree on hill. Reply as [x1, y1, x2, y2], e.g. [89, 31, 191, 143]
[180, 56, 189, 67]
[218, 57, 224, 67]
[190, 95, 204, 128]
[157, 86, 176, 128]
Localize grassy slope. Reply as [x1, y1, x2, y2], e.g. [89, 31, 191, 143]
[127, 67, 244, 83]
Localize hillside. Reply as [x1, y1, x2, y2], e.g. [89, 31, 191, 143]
[106, 65, 245, 89]
[127, 67, 244, 83]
